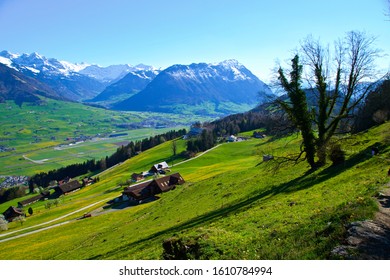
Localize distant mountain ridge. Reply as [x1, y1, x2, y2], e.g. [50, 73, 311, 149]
[0, 51, 157, 102]
[0, 63, 68, 106]
[113, 59, 273, 115]
[1, 51, 273, 116]
[88, 69, 160, 104]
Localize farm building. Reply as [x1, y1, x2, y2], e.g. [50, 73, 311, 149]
[150, 161, 169, 173]
[131, 173, 144, 182]
[17, 191, 50, 208]
[82, 177, 96, 186]
[2, 206, 24, 222]
[55, 180, 82, 196]
[122, 173, 185, 202]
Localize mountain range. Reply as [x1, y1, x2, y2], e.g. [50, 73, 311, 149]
[0, 50, 273, 115]
[0, 63, 67, 106]
[87, 69, 160, 105]
[113, 60, 272, 114]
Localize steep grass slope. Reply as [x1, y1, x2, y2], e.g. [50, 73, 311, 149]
[0, 122, 389, 259]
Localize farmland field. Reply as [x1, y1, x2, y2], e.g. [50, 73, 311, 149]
[0, 99, 211, 176]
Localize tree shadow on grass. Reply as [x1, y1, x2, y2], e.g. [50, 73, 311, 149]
[88, 144, 379, 259]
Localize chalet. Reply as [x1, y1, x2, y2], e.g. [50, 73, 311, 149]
[150, 161, 169, 173]
[2, 206, 24, 222]
[17, 191, 50, 208]
[131, 173, 144, 182]
[122, 173, 185, 202]
[55, 180, 82, 196]
[122, 181, 160, 201]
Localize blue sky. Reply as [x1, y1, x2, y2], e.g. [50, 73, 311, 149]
[0, 0, 389, 81]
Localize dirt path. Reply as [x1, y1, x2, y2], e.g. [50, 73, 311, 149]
[332, 183, 390, 259]
[22, 155, 49, 164]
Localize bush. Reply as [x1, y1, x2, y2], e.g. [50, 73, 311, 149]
[329, 144, 346, 165]
[0, 215, 8, 231]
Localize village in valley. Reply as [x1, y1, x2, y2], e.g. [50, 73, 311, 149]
[1, 160, 185, 223]
[0, 128, 264, 225]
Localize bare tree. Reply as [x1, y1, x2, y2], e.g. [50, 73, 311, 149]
[276, 31, 382, 168]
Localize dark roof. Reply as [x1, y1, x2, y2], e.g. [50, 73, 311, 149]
[169, 173, 185, 185]
[57, 180, 81, 194]
[123, 181, 159, 200]
[18, 191, 50, 207]
[123, 173, 185, 200]
[153, 176, 173, 192]
[18, 194, 44, 207]
[2, 206, 24, 220]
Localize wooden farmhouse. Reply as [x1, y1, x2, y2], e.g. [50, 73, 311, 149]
[122, 173, 185, 202]
[17, 191, 50, 208]
[55, 180, 82, 196]
[2, 206, 25, 222]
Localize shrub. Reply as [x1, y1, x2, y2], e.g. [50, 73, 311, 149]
[329, 144, 346, 165]
[0, 215, 8, 231]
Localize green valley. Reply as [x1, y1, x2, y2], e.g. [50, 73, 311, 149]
[0, 99, 209, 176]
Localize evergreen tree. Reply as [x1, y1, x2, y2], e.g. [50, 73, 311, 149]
[277, 55, 316, 168]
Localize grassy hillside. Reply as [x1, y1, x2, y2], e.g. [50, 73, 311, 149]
[0, 122, 389, 259]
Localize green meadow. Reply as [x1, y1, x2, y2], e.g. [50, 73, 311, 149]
[0, 121, 389, 259]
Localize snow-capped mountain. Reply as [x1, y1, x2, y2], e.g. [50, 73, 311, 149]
[113, 59, 273, 115]
[0, 63, 69, 106]
[0, 50, 159, 101]
[0, 50, 89, 76]
[88, 69, 160, 104]
[80, 64, 157, 84]
[0, 50, 105, 101]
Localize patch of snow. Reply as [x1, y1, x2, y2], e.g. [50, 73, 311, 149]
[23, 66, 40, 74]
[60, 60, 90, 73]
[0, 56, 12, 66]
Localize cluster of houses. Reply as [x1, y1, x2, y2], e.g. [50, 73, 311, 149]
[2, 160, 184, 223]
[122, 173, 185, 203]
[122, 161, 185, 203]
[0, 175, 29, 189]
[130, 161, 170, 183]
[1, 178, 90, 222]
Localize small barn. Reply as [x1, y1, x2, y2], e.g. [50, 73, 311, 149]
[2, 206, 24, 222]
[17, 191, 50, 208]
[55, 180, 82, 196]
[150, 161, 169, 173]
[131, 173, 144, 182]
